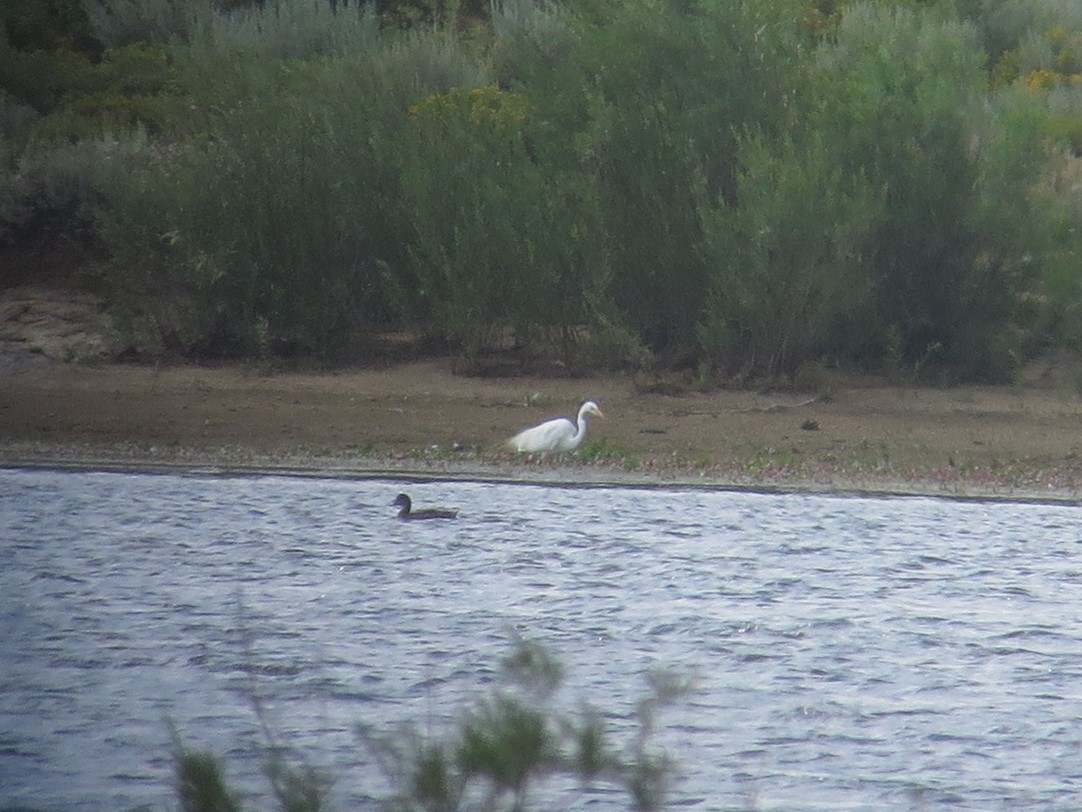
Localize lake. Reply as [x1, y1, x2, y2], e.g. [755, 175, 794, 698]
[1, 467, 1080, 810]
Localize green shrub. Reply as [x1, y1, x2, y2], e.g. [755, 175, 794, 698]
[399, 83, 609, 361]
[697, 132, 881, 380]
[0, 29, 97, 114]
[91, 3, 491, 359]
[377, 0, 491, 30]
[8, 0, 1076, 374]
[1, 36, 185, 149]
[138, 91, 401, 357]
[817, 2, 1040, 378]
[84, 131, 212, 353]
[191, 0, 378, 60]
[557, 0, 805, 360]
[0, 137, 108, 276]
[1030, 143, 1082, 351]
[82, 0, 212, 48]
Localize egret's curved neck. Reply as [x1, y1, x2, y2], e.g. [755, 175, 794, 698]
[573, 408, 592, 444]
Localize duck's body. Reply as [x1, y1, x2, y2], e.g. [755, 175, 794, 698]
[392, 493, 458, 520]
[507, 400, 604, 453]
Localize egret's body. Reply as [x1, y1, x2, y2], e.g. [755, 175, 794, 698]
[392, 493, 458, 520]
[507, 400, 604, 453]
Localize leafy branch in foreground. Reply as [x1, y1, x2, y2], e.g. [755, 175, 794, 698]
[170, 722, 241, 812]
[363, 637, 692, 811]
[170, 637, 690, 812]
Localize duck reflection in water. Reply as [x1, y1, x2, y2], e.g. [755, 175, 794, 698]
[391, 493, 458, 521]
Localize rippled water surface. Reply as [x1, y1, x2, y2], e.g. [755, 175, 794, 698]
[2, 468, 1082, 810]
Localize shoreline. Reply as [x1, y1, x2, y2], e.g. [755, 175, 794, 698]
[4, 442, 1081, 507]
[3, 357, 1082, 506]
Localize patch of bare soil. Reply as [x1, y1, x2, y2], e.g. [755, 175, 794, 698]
[2, 287, 1082, 500]
[0, 286, 117, 366]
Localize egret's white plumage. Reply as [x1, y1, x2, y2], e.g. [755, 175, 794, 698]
[507, 400, 604, 453]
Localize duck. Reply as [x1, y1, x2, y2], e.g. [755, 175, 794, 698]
[507, 400, 604, 453]
[391, 492, 458, 520]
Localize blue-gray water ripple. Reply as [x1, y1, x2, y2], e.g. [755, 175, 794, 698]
[2, 469, 1082, 810]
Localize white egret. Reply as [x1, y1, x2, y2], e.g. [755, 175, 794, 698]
[507, 400, 604, 453]
[392, 493, 458, 520]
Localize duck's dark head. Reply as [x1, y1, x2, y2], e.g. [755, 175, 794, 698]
[392, 493, 412, 514]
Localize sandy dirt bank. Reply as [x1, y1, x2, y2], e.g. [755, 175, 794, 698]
[3, 353, 1082, 502]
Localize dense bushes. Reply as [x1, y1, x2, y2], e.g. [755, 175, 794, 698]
[3, 0, 1082, 380]
[698, 132, 882, 379]
[811, 4, 1035, 379]
[400, 84, 608, 359]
